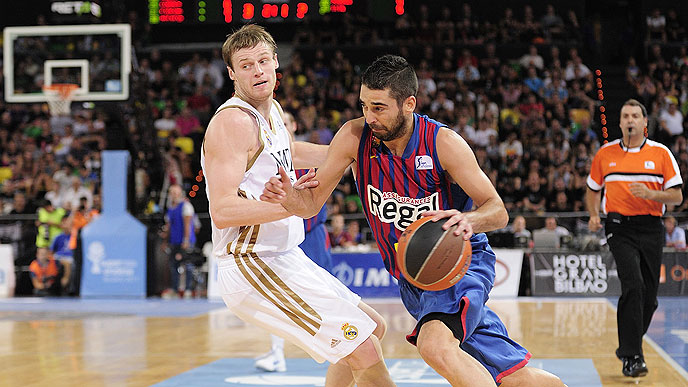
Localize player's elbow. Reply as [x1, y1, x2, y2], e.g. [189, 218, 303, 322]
[496, 208, 509, 229]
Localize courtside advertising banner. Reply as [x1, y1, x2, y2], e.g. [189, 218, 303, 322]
[659, 251, 688, 296]
[332, 252, 400, 298]
[0, 245, 15, 298]
[491, 248, 523, 297]
[530, 251, 622, 296]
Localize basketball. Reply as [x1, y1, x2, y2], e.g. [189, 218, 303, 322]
[396, 217, 472, 291]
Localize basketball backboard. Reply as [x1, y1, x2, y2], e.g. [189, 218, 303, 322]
[3, 24, 131, 103]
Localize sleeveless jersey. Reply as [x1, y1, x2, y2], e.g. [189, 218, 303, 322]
[201, 97, 303, 259]
[356, 113, 474, 279]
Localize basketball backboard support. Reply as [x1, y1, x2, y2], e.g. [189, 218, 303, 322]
[3, 24, 130, 103]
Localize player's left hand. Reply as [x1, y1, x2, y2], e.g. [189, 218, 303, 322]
[422, 209, 473, 240]
[260, 167, 319, 203]
[629, 182, 653, 200]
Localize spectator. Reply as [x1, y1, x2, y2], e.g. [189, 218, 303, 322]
[519, 45, 544, 71]
[29, 247, 65, 296]
[35, 199, 66, 249]
[62, 176, 93, 212]
[508, 215, 532, 242]
[161, 184, 196, 299]
[51, 217, 74, 294]
[522, 171, 546, 212]
[314, 116, 334, 145]
[346, 220, 364, 245]
[540, 5, 564, 41]
[659, 96, 684, 141]
[154, 107, 178, 136]
[539, 216, 570, 237]
[646, 9, 667, 42]
[664, 216, 686, 249]
[329, 214, 353, 248]
[175, 106, 201, 136]
[69, 197, 99, 250]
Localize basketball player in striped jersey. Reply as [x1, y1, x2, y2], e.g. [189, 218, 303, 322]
[262, 55, 565, 386]
[201, 25, 395, 386]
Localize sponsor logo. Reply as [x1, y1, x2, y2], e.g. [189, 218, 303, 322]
[330, 339, 341, 348]
[87, 241, 106, 274]
[367, 185, 439, 231]
[609, 162, 616, 167]
[645, 160, 655, 170]
[415, 155, 434, 170]
[332, 262, 395, 288]
[341, 323, 358, 341]
[269, 148, 295, 182]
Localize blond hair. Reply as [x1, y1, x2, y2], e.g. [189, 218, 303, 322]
[221, 24, 277, 70]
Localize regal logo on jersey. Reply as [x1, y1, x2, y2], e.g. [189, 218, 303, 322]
[367, 185, 439, 231]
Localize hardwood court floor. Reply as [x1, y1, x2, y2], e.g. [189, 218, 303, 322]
[0, 297, 686, 386]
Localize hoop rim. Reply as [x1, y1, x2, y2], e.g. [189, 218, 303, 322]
[43, 83, 80, 97]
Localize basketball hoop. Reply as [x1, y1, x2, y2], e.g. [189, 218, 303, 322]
[43, 83, 79, 116]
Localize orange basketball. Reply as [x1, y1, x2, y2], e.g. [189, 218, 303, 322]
[396, 217, 472, 291]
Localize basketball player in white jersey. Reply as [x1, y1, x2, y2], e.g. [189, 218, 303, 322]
[201, 25, 395, 387]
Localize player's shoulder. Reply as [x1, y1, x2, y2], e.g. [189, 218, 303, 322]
[207, 107, 257, 136]
[340, 116, 366, 136]
[436, 125, 465, 145]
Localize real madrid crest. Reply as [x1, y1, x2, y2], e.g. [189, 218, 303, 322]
[341, 322, 358, 341]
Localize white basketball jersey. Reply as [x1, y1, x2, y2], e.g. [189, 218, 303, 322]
[201, 97, 304, 259]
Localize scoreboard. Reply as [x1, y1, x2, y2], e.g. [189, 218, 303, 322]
[148, 0, 404, 24]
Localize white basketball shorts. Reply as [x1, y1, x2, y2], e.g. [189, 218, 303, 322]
[218, 247, 376, 364]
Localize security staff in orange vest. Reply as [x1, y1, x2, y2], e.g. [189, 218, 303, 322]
[586, 99, 683, 378]
[29, 247, 64, 296]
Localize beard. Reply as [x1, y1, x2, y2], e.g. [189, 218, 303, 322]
[369, 110, 408, 142]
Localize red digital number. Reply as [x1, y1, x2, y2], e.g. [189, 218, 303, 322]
[243, 3, 254, 19]
[296, 2, 308, 18]
[223, 0, 232, 22]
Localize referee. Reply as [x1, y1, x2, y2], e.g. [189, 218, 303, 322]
[586, 99, 683, 377]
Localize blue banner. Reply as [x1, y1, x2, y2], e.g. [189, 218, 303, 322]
[331, 252, 399, 298]
[80, 151, 146, 297]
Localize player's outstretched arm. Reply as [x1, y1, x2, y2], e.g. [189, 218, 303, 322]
[204, 108, 292, 229]
[292, 141, 328, 170]
[429, 127, 508, 236]
[261, 118, 363, 218]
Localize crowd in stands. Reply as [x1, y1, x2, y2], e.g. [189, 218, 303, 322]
[1, 5, 688, 293]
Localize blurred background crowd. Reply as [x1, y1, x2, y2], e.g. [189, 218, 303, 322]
[1, 2, 687, 296]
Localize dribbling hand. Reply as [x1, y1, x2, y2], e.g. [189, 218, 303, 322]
[422, 209, 473, 240]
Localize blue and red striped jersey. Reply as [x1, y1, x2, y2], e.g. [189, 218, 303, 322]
[296, 169, 328, 233]
[356, 113, 473, 279]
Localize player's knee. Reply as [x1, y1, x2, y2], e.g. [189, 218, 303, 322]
[417, 339, 449, 370]
[500, 366, 565, 387]
[345, 335, 383, 371]
[372, 314, 387, 341]
[359, 302, 387, 340]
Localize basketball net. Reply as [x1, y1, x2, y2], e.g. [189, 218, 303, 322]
[43, 83, 79, 117]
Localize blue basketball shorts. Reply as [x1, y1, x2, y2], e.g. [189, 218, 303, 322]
[400, 233, 530, 383]
[299, 223, 333, 273]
